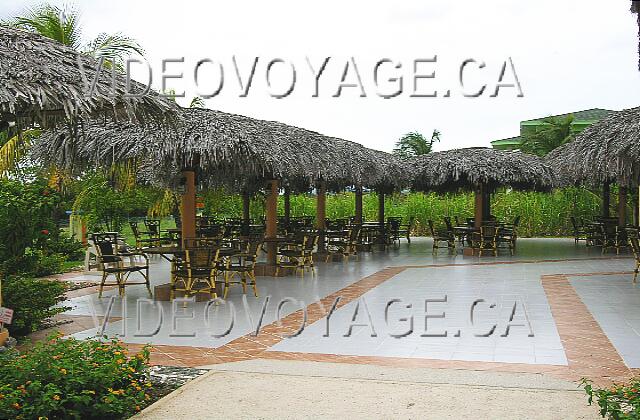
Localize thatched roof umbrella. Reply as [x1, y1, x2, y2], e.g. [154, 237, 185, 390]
[35, 107, 405, 264]
[0, 26, 175, 131]
[546, 106, 640, 224]
[411, 147, 555, 229]
[34, 107, 381, 189]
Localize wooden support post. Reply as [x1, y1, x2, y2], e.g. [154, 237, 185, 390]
[483, 188, 491, 220]
[316, 182, 327, 252]
[180, 169, 196, 245]
[474, 183, 484, 230]
[284, 187, 291, 229]
[602, 182, 611, 218]
[266, 180, 279, 266]
[355, 186, 363, 225]
[619, 186, 628, 227]
[378, 190, 385, 245]
[242, 190, 251, 236]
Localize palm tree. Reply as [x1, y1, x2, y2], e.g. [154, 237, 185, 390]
[393, 130, 441, 159]
[0, 3, 144, 177]
[5, 4, 143, 69]
[519, 115, 575, 157]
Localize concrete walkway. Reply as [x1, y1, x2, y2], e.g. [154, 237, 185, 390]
[136, 359, 600, 419]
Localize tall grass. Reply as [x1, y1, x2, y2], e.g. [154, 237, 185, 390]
[201, 187, 624, 237]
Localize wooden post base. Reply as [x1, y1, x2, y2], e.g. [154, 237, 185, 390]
[463, 247, 479, 257]
[153, 283, 224, 302]
[254, 263, 291, 277]
[0, 329, 9, 347]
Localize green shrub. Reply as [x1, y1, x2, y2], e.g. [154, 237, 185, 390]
[583, 378, 640, 419]
[2, 250, 67, 278]
[0, 335, 151, 419]
[43, 234, 85, 261]
[1, 276, 68, 337]
[0, 179, 59, 265]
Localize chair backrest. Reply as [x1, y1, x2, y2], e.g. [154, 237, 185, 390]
[570, 216, 579, 232]
[92, 233, 120, 264]
[454, 216, 461, 226]
[129, 221, 141, 238]
[387, 218, 401, 232]
[427, 220, 437, 237]
[304, 234, 318, 252]
[184, 247, 219, 272]
[144, 219, 161, 236]
[443, 217, 453, 232]
[349, 226, 361, 243]
[628, 235, 640, 260]
[481, 225, 500, 239]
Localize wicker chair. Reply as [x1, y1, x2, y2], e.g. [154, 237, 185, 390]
[600, 224, 627, 254]
[170, 242, 220, 301]
[428, 220, 455, 255]
[627, 228, 640, 284]
[570, 217, 588, 245]
[473, 225, 501, 257]
[397, 216, 414, 244]
[222, 239, 262, 298]
[385, 217, 403, 248]
[129, 221, 156, 250]
[276, 234, 318, 276]
[92, 233, 151, 298]
[143, 219, 163, 245]
[326, 227, 361, 262]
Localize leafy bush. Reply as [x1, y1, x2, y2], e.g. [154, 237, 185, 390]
[202, 187, 607, 237]
[73, 175, 155, 232]
[42, 234, 85, 262]
[2, 250, 67, 278]
[583, 378, 640, 419]
[1, 276, 68, 337]
[0, 335, 151, 419]
[0, 179, 59, 264]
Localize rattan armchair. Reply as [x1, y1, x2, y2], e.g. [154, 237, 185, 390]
[170, 242, 220, 301]
[92, 233, 151, 298]
[222, 239, 262, 298]
[326, 227, 361, 262]
[428, 220, 455, 255]
[472, 225, 501, 257]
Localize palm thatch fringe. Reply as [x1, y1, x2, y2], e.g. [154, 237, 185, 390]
[0, 26, 176, 130]
[411, 147, 556, 193]
[546, 107, 640, 187]
[33, 107, 409, 191]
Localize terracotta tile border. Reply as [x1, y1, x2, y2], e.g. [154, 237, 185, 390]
[110, 256, 637, 385]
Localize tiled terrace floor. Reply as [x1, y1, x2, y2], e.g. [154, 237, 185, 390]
[54, 238, 640, 385]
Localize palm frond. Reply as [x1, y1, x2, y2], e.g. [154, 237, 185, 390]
[7, 4, 82, 49]
[148, 189, 180, 218]
[189, 97, 206, 108]
[0, 129, 41, 177]
[85, 32, 144, 70]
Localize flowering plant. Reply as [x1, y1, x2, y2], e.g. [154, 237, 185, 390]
[583, 378, 640, 419]
[0, 334, 151, 419]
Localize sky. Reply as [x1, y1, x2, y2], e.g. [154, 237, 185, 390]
[2, 0, 640, 152]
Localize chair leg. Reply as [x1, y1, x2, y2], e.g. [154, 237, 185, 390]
[145, 267, 152, 297]
[223, 272, 230, 299]
[250, 271, 258, 297]
[98, 272, 108, 298]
